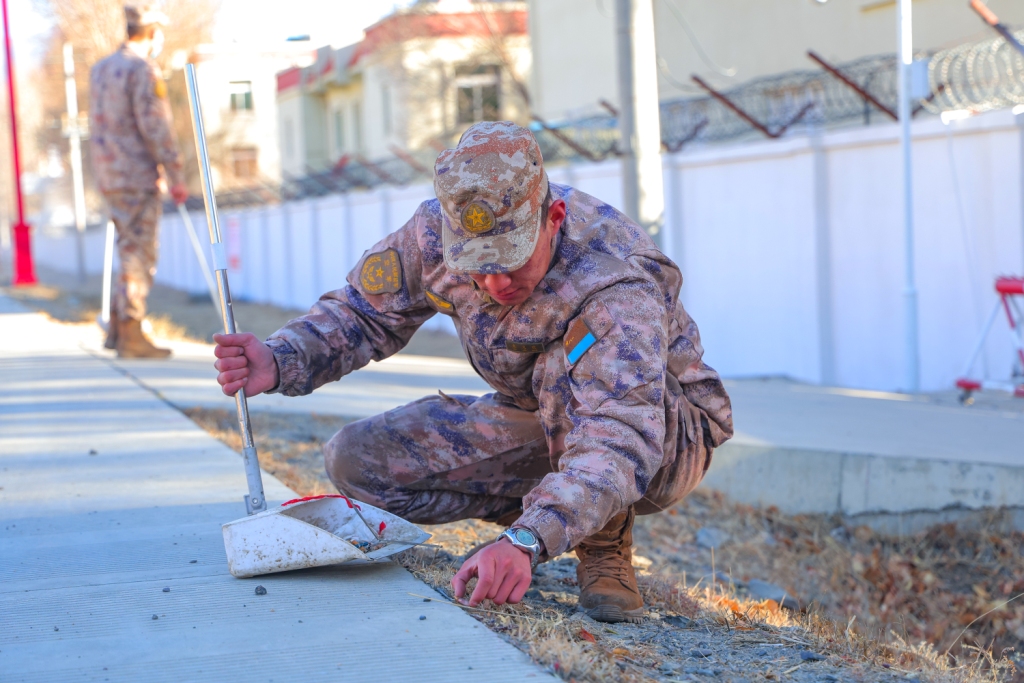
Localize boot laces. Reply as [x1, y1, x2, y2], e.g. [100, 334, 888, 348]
[579, 549, 634, 589]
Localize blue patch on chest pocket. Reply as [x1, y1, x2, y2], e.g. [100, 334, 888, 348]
[563, 300, 616, 368]
[566, 332, 596, 364]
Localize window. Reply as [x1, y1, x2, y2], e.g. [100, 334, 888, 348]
[333, 109, 345, 153]
[455, 65, 500, 124]
[381, 85, 391, 136]
[230, 147, 259, 180]
[229, 81, 253, 111]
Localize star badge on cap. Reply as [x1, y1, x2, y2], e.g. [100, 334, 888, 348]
[461, 201, 495, 234]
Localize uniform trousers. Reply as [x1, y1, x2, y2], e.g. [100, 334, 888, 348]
[104, 190, 162, 321]
[325, 390, 714, 536]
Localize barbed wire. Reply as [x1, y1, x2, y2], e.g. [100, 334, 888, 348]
[217, 31, 1023, 206]
[925, 28, 1024, 113]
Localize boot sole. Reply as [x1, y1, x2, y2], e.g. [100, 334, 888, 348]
[584, 604, 645, 624]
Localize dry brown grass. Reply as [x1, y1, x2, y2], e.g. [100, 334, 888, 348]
[181, 406, 1019, 682]
[397, 546, 661, 683]
[634, 489, 1024, 676]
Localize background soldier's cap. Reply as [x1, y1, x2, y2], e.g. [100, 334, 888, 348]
[433, 121, 548, 274]
[125, 5, 170, 29]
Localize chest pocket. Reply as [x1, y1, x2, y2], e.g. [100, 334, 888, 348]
[564, 300, 616, 369]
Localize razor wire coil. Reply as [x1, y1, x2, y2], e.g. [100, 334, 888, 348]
[215, 31, 1024, 205]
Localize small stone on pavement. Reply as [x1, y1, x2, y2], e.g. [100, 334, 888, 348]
[689, 648, 713, 658]
[255, 585, 267, 596]
[152, 615, 158, 620]
[419, 615, 426, 620]
[162, 587, 170, 592]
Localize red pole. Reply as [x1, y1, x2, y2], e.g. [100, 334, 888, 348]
[2, 0, 37, 286]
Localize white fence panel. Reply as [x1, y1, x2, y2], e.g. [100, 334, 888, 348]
[30, 108, 1024, 392]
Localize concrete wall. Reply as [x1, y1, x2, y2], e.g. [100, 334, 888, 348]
[528, 0, 1024, 120]
[33, 108, 1024, 392]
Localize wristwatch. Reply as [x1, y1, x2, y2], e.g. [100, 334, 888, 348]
[497, 526, 542, 569]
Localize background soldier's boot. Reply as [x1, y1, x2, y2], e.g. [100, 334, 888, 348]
[116, 318, 171, 359]
[103, 307, 119, 350]
[575, 506, 644, 623]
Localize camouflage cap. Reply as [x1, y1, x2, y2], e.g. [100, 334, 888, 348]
[125, 4, 169, 29]
[434, 121, 548, 274]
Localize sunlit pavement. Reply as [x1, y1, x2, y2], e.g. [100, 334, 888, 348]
[0, 296, 552, 683]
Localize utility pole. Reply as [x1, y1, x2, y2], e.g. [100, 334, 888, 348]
[64, 42, 88, 284]
[1, 0, 37, 285]
[615, 0, 665, 246]
[898, 0, 919, 392]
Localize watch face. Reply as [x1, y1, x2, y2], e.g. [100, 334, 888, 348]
[513, 528, 537, 545]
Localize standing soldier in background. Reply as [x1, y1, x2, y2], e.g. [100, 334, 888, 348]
[90, 5, 187, 358]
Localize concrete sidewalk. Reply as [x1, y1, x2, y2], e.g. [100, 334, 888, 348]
[88, 328, 1024, 526]
[0, 299, 552, 683]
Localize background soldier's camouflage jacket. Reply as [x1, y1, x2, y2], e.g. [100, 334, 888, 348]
[266, 183, 734, 557]
[89, 45, 183, 193]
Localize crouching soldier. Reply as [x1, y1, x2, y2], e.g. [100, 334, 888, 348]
[213, 122, 733, 622]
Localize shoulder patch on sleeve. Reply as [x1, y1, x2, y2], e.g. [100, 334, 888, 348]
[564, 300, 617, 367]
[360, 248, 403, 294]
[154, 78, 167, 99]
[425, 289, 454, 313]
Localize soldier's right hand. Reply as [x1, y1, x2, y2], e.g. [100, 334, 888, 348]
[213, 332, 279, 397]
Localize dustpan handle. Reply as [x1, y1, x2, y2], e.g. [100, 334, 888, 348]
[184, 63, 267, 515]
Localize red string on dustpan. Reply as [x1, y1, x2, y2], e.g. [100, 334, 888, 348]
[280, 494, 361, 510]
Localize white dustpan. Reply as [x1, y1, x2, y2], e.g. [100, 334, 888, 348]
[222, 494, 431, 578]
[184, 68, 429, 581]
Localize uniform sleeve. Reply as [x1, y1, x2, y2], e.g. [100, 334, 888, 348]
[670, 301, 734, 449]
[131, 61, 184, 186]
[264, 208, 436, 397]
[518, 263, 669, 558]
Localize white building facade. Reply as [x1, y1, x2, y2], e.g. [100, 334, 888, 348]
[190, 42, 315, 186]
[528, 0, 1024, 122]
[276, 2, 531, 177]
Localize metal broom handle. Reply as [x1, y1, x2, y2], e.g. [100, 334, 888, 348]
[184, 64, 267, 515]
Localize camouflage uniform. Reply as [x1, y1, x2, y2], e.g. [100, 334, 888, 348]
[89, 44, 183, 321]
[265, 175, 734, 559]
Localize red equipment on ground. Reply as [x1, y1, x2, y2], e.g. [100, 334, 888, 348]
[956, 276, 1024, 403]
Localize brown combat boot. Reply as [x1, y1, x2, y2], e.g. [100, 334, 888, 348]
[103, 307, 119, 350]
[116, 318, 171, 359]
[575, 506, 644, 623]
